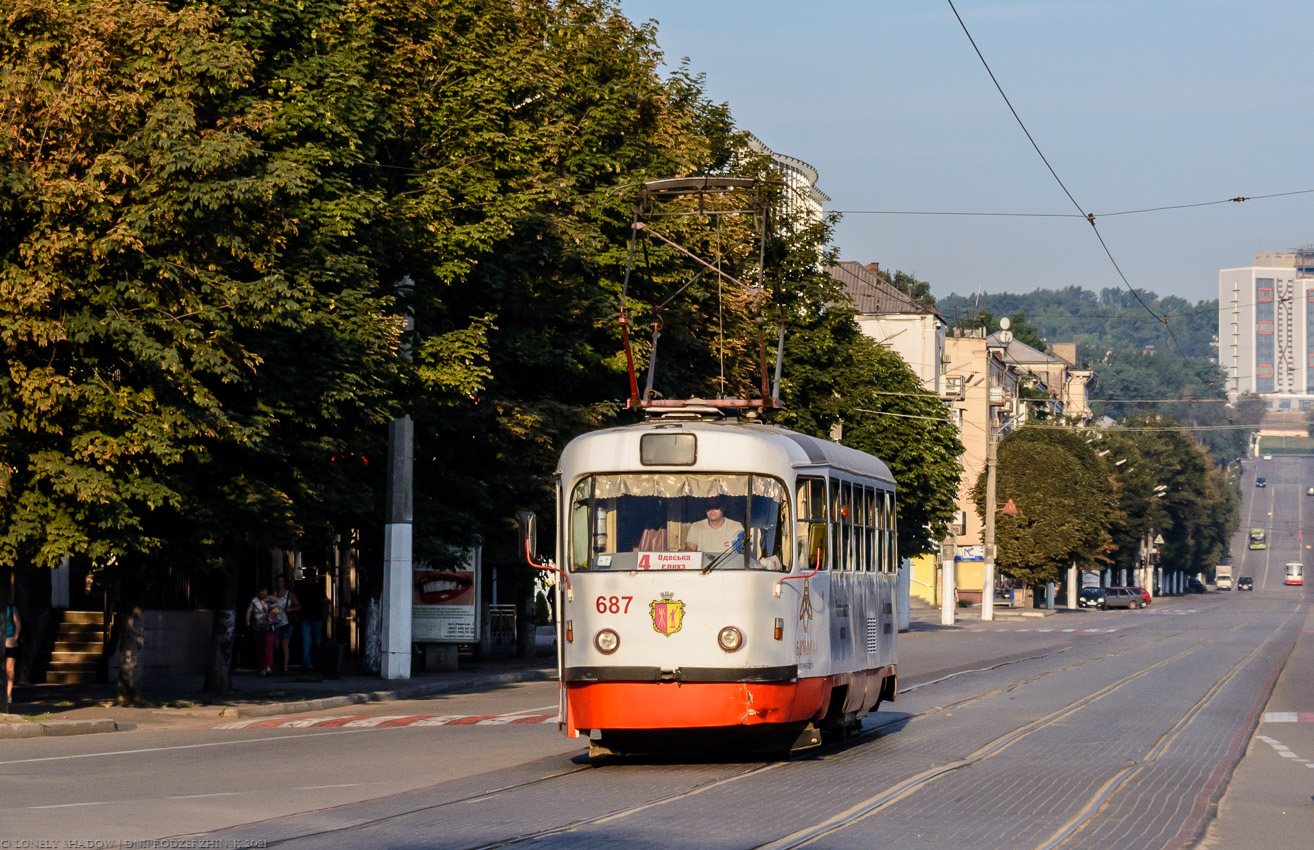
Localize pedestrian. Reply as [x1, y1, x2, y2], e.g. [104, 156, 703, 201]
[246, 587, 275, 676]
[4, 601, 20, 702]
[271, 575, 300, 674]
[295, 567, 326, 673]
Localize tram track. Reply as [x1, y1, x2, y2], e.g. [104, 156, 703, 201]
[261, 763, 599, 847]
[1034, 602, 1306, 850]
[247, 603, 1277, 850]
[753, 605, 1299, 850]
[450, 613, 1252, 850]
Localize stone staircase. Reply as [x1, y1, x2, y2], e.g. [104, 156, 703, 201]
[43, 610, 105, 684]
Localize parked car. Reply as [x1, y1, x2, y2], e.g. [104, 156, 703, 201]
[1187, 577, 1207, 593]
[1262, 454, 1273, 460]
[1237, 576, 1254, 591]
[1255, 477, 1267, 488]
[1130, 586, 1152, 605]
[1100, 587, 1146, 610]
[1078, 587, 1105, 609]
[1307, 487, 1313, 496]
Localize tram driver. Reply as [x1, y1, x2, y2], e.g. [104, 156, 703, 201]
[684, 497, 745, 553]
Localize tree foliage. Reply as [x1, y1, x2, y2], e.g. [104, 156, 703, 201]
[0, 0, 400, 578]
[938, 286, 1217, 360]
[974, 428, 1116, 586]
[0, 0, 968, 619]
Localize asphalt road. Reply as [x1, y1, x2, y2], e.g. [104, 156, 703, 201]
[1, 459, 1310, 849]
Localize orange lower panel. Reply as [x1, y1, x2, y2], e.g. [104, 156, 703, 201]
[567, 678, 830, 730]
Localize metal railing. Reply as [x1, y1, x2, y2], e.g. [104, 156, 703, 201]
[489, 604, 517, 647]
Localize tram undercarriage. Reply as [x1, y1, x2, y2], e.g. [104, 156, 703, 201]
[571, 668, 897, 757]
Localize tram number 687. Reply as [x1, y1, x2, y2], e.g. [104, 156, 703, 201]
[595, 595, 633, 614]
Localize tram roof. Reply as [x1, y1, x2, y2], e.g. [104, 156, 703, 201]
[558, 418, 895, 486]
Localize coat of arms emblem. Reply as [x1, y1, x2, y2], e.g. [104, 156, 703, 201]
[650, 592, 685, 636]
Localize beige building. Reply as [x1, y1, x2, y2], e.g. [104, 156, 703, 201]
[939, 330, 1021, 604]
[828, 262, 1094, 606]
[994, 337, 1093, 424]
[827, 261, 946, 392]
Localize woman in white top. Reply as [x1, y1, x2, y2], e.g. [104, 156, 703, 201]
[271, 575, 300, 675]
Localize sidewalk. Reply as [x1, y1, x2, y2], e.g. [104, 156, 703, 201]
[1, 651, 556, 739]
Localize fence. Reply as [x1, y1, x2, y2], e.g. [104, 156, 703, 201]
[489, 604, 517, 647]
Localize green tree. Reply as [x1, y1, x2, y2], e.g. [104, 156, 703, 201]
[882, 269, 936, 309]
[1114, 417, 1237, 577]
[0, 0, 401, 697]
[975, 428, 1116, 587]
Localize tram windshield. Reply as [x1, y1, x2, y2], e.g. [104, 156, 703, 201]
[569, 473, 790, 572]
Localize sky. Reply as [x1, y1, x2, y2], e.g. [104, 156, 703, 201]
[617, 0, 1314, 305]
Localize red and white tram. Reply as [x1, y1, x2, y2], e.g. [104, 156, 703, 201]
[526, 405, 899, 755]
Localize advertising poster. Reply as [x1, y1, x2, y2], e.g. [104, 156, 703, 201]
[413, 547, 481, 642]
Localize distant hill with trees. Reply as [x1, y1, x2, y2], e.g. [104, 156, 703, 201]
[934, 285, 1259, 464]
[937, 286, 1217, 360]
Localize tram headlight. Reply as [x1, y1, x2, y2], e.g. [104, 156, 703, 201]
[594, 628, 620, 654]
[717, 626, 744, 653]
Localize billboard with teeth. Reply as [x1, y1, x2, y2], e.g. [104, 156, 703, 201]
[413, 548, 481, 642]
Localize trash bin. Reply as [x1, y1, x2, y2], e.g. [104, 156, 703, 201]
[317, 643, 346, 679]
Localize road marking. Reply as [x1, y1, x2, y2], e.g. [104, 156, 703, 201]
[1261, 711, 1314, 723]
[208, 712, 559, 730]
[0, 727, 386, 765]
[973, 627, 1118, 634]
[293, 784, 361, 791]
[168, 792, 241, 799]
[1256, 734, 1314, 767]
[30, 801, 111, 809]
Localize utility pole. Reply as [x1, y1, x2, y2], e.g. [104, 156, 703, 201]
[982, 421, 997, 621]
[982, 320, 1010, 622]
[380, 277, 415, 680]
[940, 534, 956, 626]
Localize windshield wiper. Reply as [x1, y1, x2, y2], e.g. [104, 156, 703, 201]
[701, 532, 745, 574]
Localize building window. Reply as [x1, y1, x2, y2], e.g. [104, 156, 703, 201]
[1258, 364, 1273, 378]
[1258, 287, 1272, 301]
[1258, 321, 1272, 334]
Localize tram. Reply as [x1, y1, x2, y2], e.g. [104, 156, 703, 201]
[524, 403, 899, 755]
[1285, 562, 1304, 586]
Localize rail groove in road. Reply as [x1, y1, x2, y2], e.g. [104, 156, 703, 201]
[184, 600, 1300, 850]
[1035, 604, 1302, 850]
[751, 615, 1263, 850]
[235, 614, 1245, 849]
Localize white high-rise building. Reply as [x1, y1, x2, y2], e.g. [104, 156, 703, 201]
[1219, 248, 1314, 404]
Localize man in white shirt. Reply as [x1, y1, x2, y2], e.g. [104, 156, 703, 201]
[685, 500, 745, 553]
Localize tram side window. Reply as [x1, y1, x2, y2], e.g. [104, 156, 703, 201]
[830, 479, 843, 571]
[864, 487, 876, 572]
[851, 483, 861, 567]
[851, 482, 863, 572]
[747, 477, 791, 570]
[884, 491, 898, 573]
[796, 477, 828, 570]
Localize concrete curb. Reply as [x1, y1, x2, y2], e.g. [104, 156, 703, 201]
[0, 718, 137, 739]
[230, 667, 555, 718]
[1, 666, 556, 736]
